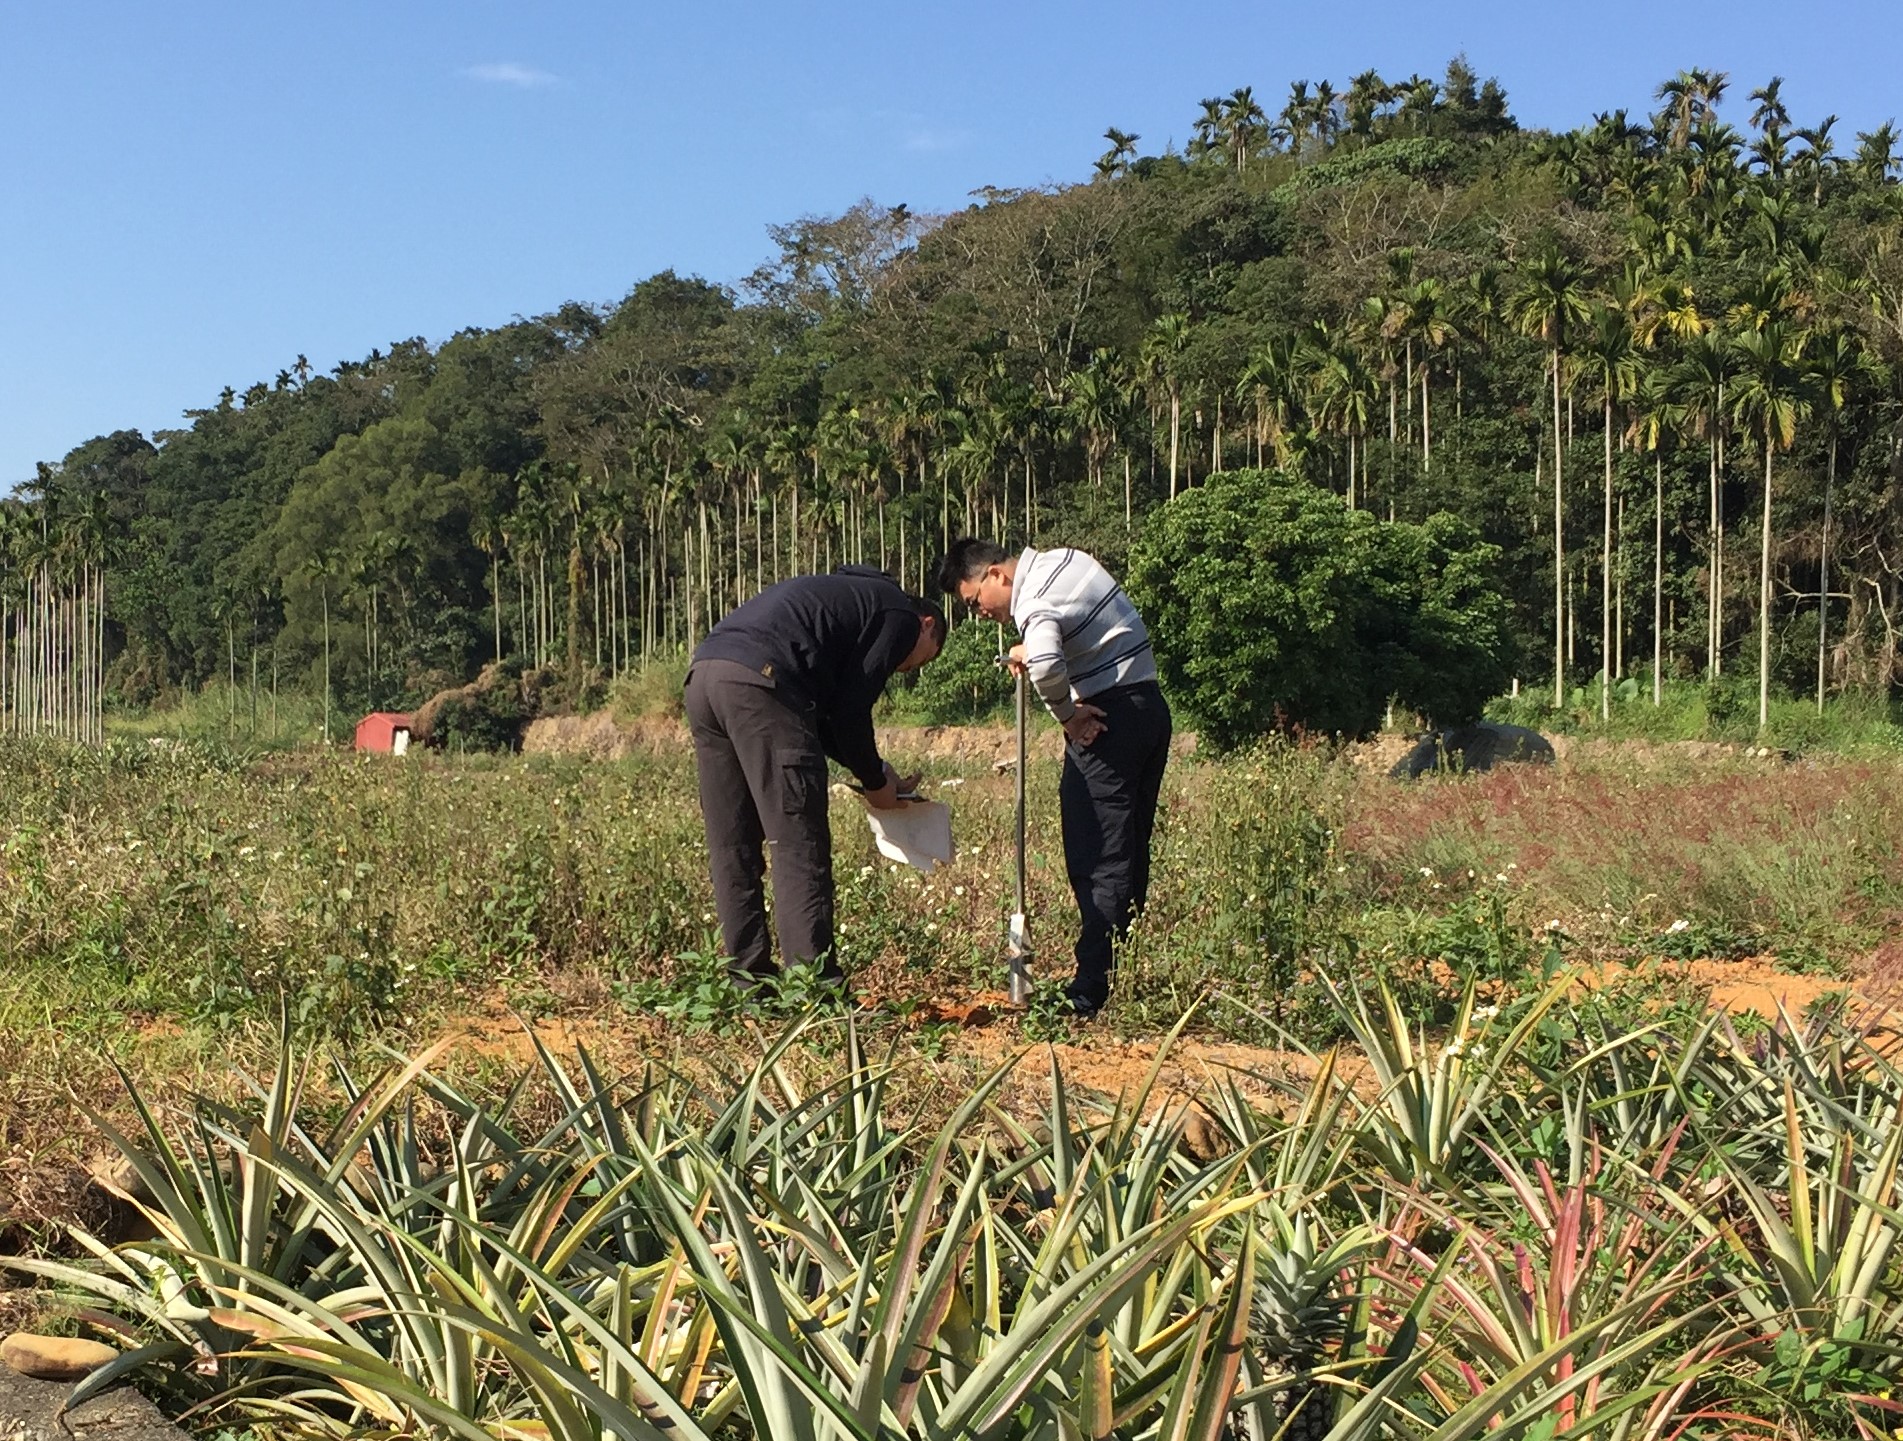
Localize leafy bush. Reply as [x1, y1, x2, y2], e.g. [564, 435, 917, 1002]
[892, 615, 1012, 724]
[1271, 137, 1460, 195]
[429, 688, 524, 752]
[1127, 470, 1514, 748]
[413, 658, 566, 751]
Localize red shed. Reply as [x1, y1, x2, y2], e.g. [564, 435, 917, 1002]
[355, 711, 414, 754]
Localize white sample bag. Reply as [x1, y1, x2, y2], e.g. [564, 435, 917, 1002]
[865, 799, 954, 873]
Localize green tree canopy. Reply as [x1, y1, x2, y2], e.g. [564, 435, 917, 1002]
[1126, 470, 1513, 746]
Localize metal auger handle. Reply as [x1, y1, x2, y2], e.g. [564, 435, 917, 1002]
[1007, 666, 1032, 1007]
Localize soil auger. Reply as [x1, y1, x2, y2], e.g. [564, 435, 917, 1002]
[1006, 656, 1032, 1007]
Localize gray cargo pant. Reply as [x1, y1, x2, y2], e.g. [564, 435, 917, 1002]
[683, 659, 839, 984]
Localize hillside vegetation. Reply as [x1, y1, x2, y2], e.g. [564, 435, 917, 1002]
[7, 60, 1903, 745]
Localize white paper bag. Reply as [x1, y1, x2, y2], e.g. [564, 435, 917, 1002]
[865, 799, 954, 873]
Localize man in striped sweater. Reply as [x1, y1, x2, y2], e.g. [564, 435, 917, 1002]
[936, 538, 1172, 1018]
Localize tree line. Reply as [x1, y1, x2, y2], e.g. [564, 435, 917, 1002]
[10, 57, 1903, 736]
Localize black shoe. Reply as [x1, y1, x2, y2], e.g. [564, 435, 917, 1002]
[1068, 992, 1105, 1021]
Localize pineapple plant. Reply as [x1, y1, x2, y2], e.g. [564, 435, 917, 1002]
[1252, 1207, 1378, 1441]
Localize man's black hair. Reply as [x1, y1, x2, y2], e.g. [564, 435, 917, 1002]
[934, 537, 1009, 596]
[911, 596, 946, 640]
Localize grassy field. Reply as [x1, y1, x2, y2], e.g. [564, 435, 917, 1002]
[0, 725, 1896, 1094]
[6, 727, 1900, 1036]
[5, 727, 1903, 1436]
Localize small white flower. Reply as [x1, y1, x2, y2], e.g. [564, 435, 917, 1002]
[953, 885, 966, 897]
[1666, 919, 1690, 934]
[1545, 919, 1563, 932]
[1474, 1004, 1500, 1021]
[1467, 869, 1476, 879]
[238, 845, 255, 858]
[701, 911, 713, 923]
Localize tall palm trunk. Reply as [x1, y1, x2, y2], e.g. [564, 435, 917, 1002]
[538, 550, 549, 667]
[1601, 393, 1613, 721]
[700, 501, 713, 636]
[1552, 351, 1566, 708]
[491, 554, 502, 661]
[1714, 415, 1726, 678]
[683, 523, 696, 651]
[931, 450, 946, 556]
[1617, 495, 1626, 679]
[1653, 452, 1664, 706]
[1712, 430, 1727, 677]
[320, 587, 331, 745]
[734, 487, 745, 604]
[1387, 375, 1397, 507]
[1818, 435, 1836, 712]
[1404, 340, 1414, 451]
[516, 558, 528, 666]
[1167, 388, 1181, 499]
[1758, 440, 1773, 731]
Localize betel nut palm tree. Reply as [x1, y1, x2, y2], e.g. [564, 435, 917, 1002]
[1728, 321, 1812, 731]
[1510, 247, 1592, 706]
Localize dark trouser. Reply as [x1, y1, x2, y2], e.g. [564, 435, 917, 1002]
[683, 660, 838, 985]
[1060, 681, 1172, 1010]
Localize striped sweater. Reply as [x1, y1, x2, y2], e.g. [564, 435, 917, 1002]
[1009, 547, 1157, 723]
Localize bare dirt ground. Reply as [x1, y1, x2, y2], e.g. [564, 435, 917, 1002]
[423, 947, 1888, 1132]
[1, 943, 1888, 1351]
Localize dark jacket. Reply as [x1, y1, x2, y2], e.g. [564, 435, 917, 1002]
[692, 567, 921, 789]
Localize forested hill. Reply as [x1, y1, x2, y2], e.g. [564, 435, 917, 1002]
[11, 59, 1903, 726]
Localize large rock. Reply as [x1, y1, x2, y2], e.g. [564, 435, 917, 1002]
[1390, 722, 1556, 780]
[2, 1334, 117, 1381]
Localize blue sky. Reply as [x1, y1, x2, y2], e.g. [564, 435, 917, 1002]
[3, 0, 1899, 491]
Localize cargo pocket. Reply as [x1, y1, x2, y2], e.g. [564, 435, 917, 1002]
[780, 754, 826, 815]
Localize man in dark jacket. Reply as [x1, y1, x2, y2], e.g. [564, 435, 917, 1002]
[684, 566, 944, 988]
